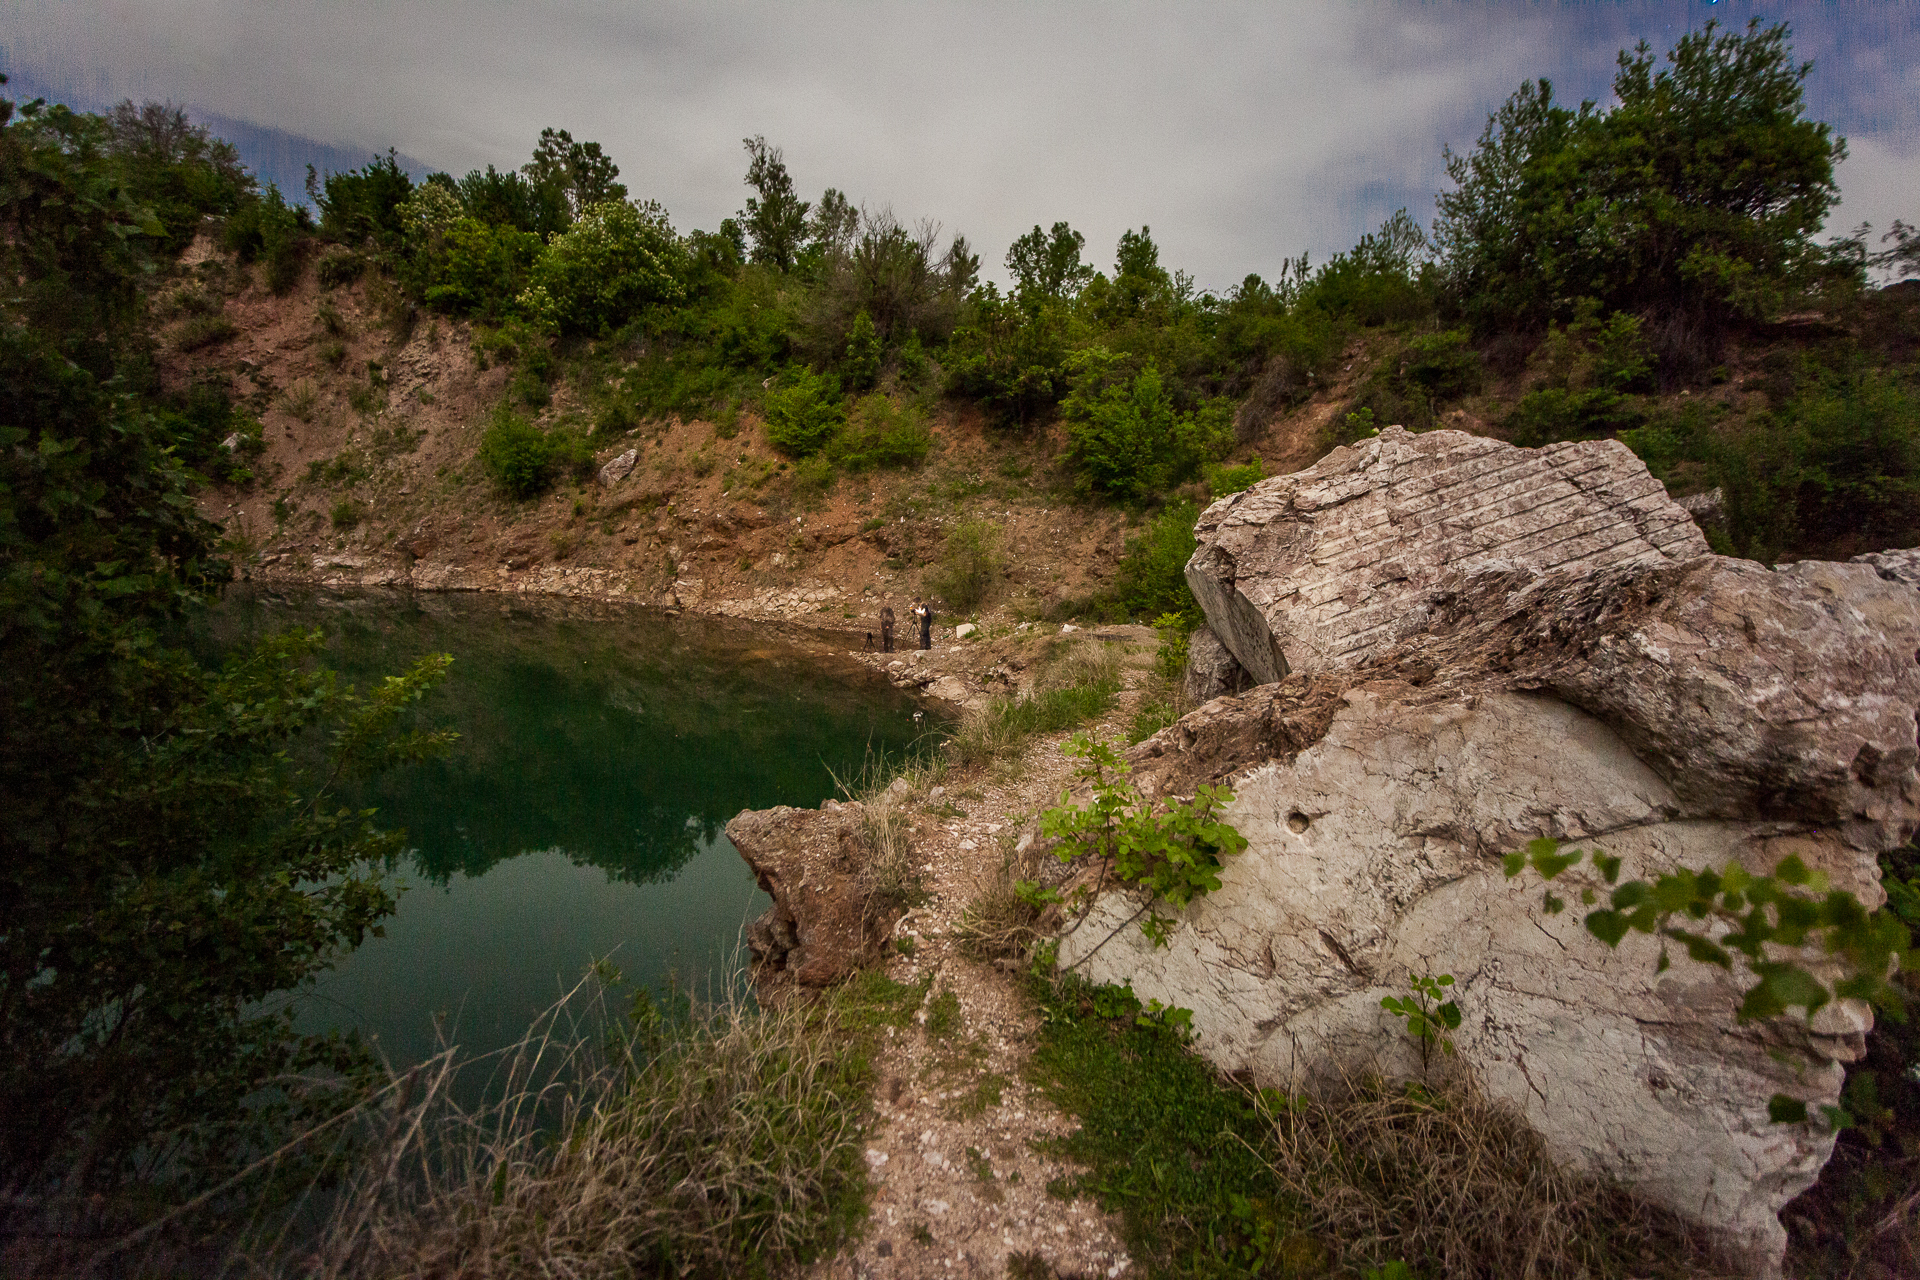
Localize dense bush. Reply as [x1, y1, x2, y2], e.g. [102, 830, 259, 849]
[764, 369, 846, 458]
[1115, 501, 1203, 625]
[311, 148, 414, 246]
[223, 182, 307, 293]
[1061, 352, 1232, 501]
[929, 519, 1004, 612]
[827, 393, 933, 470]
[477, 405, 591, 498]
[526, 198, 688, 335]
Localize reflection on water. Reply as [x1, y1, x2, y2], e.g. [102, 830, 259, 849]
[204, 588, 944, 1063]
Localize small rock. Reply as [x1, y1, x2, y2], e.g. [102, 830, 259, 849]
[598, 448, 638, 487]
[954, 622, 979, 639]
[220, 432, 243, 452]
[1060, 623, 1079, 633]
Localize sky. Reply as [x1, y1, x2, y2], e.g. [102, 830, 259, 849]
[4, 0, 1917, 292]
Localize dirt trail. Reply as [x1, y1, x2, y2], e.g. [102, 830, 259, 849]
[815, 643, 1162, 1280]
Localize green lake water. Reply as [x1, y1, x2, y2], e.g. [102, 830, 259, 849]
[205, 589, 944, 1066]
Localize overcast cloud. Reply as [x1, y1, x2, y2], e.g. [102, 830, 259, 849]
[5, 0, 1916, 291]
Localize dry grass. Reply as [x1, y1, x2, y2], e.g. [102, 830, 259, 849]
[1260, 1071, 1739, 1280]
[953, 830, 1047, 964]
[947, 640, 1121, 769]
[282, 378, 320, 423]
[226, 974, 874, 1280]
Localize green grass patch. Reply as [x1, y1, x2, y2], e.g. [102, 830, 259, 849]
[1027, 977, 1309, 1278]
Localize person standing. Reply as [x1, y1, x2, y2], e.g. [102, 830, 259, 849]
[880, 605, 895, 653]
[915, 599, 933, 650]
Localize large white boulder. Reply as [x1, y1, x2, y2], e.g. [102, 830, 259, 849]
[1061, 429, 1920, 1272]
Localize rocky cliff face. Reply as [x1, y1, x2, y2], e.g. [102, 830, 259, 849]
[1063, 427, 1920, 1272]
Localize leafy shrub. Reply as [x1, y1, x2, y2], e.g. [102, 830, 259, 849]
[174, 312, 238, 352]
[1115, 501, 1202, 624]
[1061, 351, 1232, 502]
[330, 496, 362, 530]
[1205, 456, 1266, 497]
[315, 248, 364, 289]
[928, 519, 1002, 611]
[1037, 734, 1246, 946]
[764, 369, 845, 458]
[424, 217, 544, 318]
[1403, 329, 1483, 400]
[313, 149, 414, 246]
[944, 290, 1072, 431]
[526, 199, 688, 335]
[842, 309, 881, 390]
[826, 394, 932, 471]
[224, 183, 305, 293]
[477, 405, 590, 499]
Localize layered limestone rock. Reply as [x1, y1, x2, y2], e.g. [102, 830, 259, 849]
[1064, 428, 1920, 1272]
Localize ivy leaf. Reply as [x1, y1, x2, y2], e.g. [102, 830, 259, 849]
[1585, 910, 1631, 948]
[1592, 852, 1622, 884]
[1529, 837, 1582, 880]
[1502, 850, 1527, 878]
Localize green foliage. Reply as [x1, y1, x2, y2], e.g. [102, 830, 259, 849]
[99, 99, 255, 254]
[1027, 975, 1307, 1277]
[1381, 973, 1462, 1077]
[1300, 208, 1432, 326]
[1503, 306, 1653, 445]
[825, 393, 933, 471]
[1436, 20, 1844, 333]
[521, 125, 626, 220]
[311, 148, 414, 246]
[1114, 500, 1202, 625]
[739, 135, 810, 272]
[476, 404, 590, 499]
[943, 287, 1073, 430]
[1006, 221, 1094, 307]
[947, 656, 1121, 769]
[842, 308, 881, 389]
[1206, 455, 1266, 497]
[1504, 838, 1915, 1055]
[223, 181, 306, 293]
[526, 198, 688, 336]
[764, 368, 846, 457]
[1403, 328, 1483, 400]
[928, 518, 1003, 611]
[422, 216, 544, 318]
[1061, 351, 1232, 501]
[1038, 735, 1247, 946]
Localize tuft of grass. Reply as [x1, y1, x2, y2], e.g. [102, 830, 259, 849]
[1265, 1073, 1733, 1279]
[239, 973, 879, 1279]
[947, 641, 1119, 769]
[174, 313, 238, 352]
[282, 378, 320, 423]
[329, 497, 362, 530]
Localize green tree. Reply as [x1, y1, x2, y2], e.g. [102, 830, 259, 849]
[740, 135, 811, 271]
[523, 198, 688, 335]
[1061, 350, 1231, 502]
[1006, 221, 1093, 307]
[309, 148, 414, 246]
[0, 88, 457, 1246]
[522, 125, 627, 221]
[1435, 20, 1844, 333]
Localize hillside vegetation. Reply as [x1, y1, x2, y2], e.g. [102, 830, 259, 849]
[4, 18, 1920, 1275]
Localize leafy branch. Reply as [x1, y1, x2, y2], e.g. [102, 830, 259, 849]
[1033, 733, 1248, 948]
[1504, 836, 1915, 1027]
[1380, 972, 1461, 1079]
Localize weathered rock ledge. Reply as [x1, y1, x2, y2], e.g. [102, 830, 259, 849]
[1060, 427, 1920, 1273]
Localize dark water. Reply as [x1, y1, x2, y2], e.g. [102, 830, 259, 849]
[203, 588, 944, 1065]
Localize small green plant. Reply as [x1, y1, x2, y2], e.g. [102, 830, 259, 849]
[1381, 972, 1461, 1077]
[174, 313, 238, 352]
[330, 497, 362, 530]
[319, 338, 348, 367]
[764, 369, 845, 458]
[315, 299, 350, 337]
[928, 518, 1002, 611]
[1037, 734, 1247, 947]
